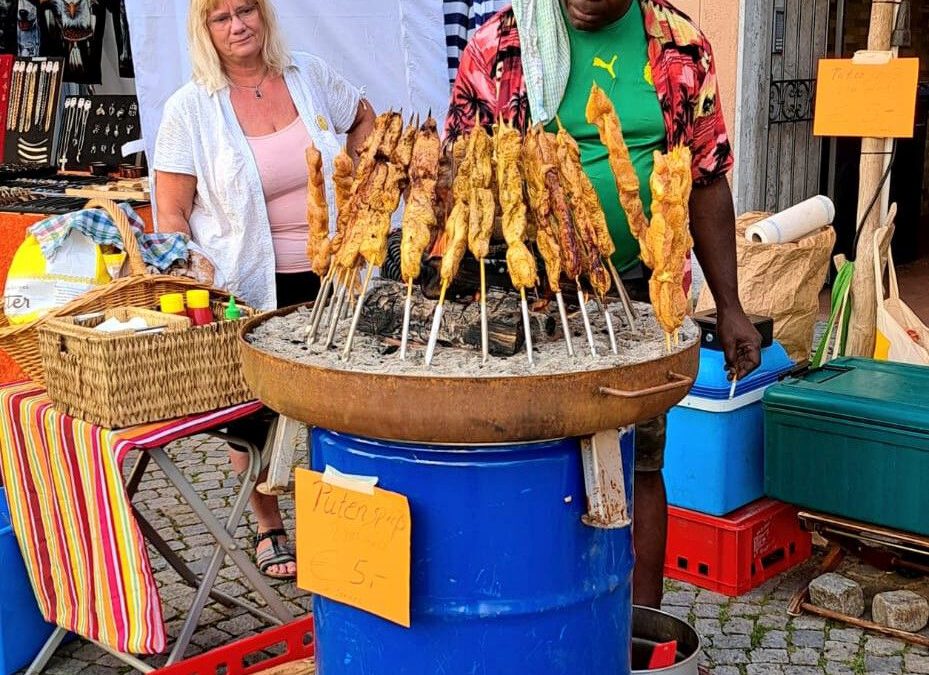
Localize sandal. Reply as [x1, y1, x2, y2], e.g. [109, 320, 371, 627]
[255, 528, 297, 580]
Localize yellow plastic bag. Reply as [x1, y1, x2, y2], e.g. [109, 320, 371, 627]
[2, 231, 110, 324]
[873, 227, 929, 365]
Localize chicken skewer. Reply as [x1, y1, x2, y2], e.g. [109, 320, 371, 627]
[522, 127, 574, 356]
[303, 142, 332, 334]
[322, 114, 400, 348]
[425, 130, 474, 366]
[343, 114, 417, 359]
[553, 125, 618, 354]
[307, 113, 390, 343]
[399, 114, 441, 360]
[496, 121, 538, 365]
[467, 122, 495, 363]
[646, 146, 693, 350]
[535, 128, 597, 356]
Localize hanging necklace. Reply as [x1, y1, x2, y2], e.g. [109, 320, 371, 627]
[230, 68, 269, 100]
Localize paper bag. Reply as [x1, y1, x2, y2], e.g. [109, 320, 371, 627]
[696, 212, 835, 362]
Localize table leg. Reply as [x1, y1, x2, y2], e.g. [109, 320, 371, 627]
[150, 438, 293, 664]
[133, 507, 279, 623]
[25, 627, 68, 675]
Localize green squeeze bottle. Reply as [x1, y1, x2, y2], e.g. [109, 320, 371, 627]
[224, 295, 242, 321]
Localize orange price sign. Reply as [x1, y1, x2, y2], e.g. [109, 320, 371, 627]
[814, 58, 920, 138]
[295, 468, 411, 627]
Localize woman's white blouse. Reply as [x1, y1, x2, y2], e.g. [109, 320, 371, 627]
[154, 52, 361, 310]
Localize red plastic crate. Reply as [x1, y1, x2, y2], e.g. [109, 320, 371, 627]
[153, 617, 314, 675]
[664, 498, 812, 597]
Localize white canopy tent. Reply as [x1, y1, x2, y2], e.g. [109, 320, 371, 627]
[123, 0, 457, 168]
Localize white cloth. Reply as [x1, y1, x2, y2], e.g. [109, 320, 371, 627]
[153, 52, 360, 311]
[510, 0, 570, 125]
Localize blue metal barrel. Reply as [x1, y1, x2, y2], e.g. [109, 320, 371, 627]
[310, 429, 635, 674]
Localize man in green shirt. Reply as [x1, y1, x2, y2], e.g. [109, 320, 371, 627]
[444, 0, 763, 608]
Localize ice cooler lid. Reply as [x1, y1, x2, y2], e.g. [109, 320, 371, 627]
[688, 341, 794, 400]
[763, 357, 929, 435]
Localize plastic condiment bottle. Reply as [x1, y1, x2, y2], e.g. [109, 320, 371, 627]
[224, 295, 242, 321]
[185, 289, 213, 326]
[159, 293, 186, 317]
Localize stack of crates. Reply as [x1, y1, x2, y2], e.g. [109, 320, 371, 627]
[662, 313, 812, 596]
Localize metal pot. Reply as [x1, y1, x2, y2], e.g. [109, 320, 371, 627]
[631, 606, 702, 675]
[238, 306, 699, 444]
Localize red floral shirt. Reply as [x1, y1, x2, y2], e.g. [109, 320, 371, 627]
[445, 0, 734, 186]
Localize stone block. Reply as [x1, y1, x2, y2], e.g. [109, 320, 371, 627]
[808, 573, 865, 617]
[871, 590, 929, 632]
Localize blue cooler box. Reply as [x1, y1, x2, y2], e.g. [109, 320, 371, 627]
[665, 342, 793, 516]
[0, 488, 56, 674]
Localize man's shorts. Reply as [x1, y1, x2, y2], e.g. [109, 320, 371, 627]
[622, 266, 666, 473]
[635, 415, 666, 473]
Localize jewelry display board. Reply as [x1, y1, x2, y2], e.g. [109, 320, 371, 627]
[3, 56, 64, 167]
[59, 94, 141, 173]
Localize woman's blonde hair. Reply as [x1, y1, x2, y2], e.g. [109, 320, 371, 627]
[187, 0, 291, 93]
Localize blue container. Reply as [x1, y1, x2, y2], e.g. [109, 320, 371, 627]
[310, 429, 635, 675]
[0, 488, 56, 675]
[665, 342, 794, 516]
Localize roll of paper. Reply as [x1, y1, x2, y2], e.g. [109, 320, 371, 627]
[745, 196, 835, 245]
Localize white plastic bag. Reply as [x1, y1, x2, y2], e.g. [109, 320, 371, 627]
[873, 227, 929, 365]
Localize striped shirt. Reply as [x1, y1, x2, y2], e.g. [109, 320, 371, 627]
[444, 0, 505, 83]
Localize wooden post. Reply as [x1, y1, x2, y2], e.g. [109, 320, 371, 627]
[845, 1, 897, 357]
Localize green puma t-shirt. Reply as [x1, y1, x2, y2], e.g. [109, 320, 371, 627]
[545, 1, 666, 272]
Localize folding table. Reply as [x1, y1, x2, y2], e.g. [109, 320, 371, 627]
[0, 383, 297, 672]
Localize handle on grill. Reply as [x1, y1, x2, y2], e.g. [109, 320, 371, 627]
[598, 371, 693, 399]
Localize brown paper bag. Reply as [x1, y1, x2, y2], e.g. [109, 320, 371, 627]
[696, 212, 836, 362]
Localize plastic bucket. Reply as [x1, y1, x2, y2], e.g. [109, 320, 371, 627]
[309, 428, 636, 674]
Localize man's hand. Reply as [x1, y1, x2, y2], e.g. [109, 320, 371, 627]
[717, 308, 762, 380]
[689, 177, 761, 381]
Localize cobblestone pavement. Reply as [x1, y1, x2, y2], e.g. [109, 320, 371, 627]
[36, 433, 927, 674]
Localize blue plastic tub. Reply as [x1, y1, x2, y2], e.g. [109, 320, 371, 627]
[665, 342, 794, 516]
[0, 488, 56, 675]
[309, 429, 635, 675]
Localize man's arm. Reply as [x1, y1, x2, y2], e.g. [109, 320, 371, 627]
[690, 177, 762, 379]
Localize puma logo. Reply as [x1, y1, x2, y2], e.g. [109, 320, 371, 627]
[592, 55, 618, 79]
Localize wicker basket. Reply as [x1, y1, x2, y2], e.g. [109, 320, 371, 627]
[38, 300, 255, 428]
[0, 197, 231, 385]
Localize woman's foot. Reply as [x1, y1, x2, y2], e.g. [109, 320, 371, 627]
[255, 528, 296, 580]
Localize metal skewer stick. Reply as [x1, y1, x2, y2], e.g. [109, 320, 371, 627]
[424, 283, 448, 367]
[306, 267, 336, 343]
[606, 258, 638, 331]
[479, 259, 489, 363]
[399, 277, 415, 360]
[519, 287, 535, 366]
[341, 265, 375, 360]
[598, 298, 619, 355]
[576, 278, 597, 357]
[344, 266, 359, 320]
[322, 268, 352, 349]
[317, 267, 344, 338]
[555, 291, 575, 357]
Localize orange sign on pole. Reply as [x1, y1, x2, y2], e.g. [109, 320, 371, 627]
[814, 58, 920, 138]
[295, 468, 411, 627]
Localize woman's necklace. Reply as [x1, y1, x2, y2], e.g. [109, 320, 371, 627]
[230, 68, 269, 100]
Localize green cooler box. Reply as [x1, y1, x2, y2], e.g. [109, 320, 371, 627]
[764, 357, 929, 536]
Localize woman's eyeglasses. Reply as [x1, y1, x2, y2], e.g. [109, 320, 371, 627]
[208, 3, 259, 30]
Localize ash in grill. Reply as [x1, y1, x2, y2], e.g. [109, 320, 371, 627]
[245, 280, 698, 378]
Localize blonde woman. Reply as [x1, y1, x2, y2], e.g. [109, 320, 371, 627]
[154, 0, 376, 579]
